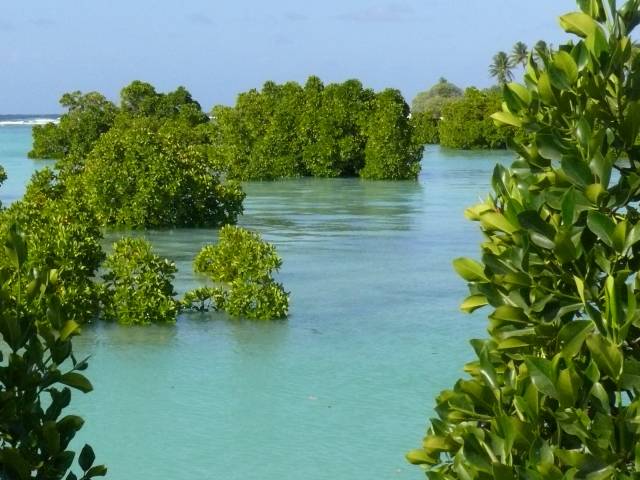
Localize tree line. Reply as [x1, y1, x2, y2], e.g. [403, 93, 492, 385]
[31, 78, 424, 182]
[410, 79, 516, 149]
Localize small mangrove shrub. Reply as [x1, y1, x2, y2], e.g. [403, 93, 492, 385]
[0, 227, 106, 480]
[185, 225, 289, 320]
[409, 0, 640, 478]
[101, 237, 178, 325]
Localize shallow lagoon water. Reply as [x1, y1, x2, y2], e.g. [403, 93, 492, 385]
[0, 124, 513, 480]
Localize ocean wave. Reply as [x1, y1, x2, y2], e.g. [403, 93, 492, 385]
[0, 117, 60, 126]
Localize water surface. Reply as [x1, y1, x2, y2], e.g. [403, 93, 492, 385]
[0, 124, 513, 480]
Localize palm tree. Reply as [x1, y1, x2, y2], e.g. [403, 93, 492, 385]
[511, 42, 529, 67]
[533, 40, 553, 65]
[489, 51, 514, 85]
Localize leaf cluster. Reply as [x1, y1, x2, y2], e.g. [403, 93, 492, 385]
[0, 227, 106, 480]
[409, 1, 640, 478]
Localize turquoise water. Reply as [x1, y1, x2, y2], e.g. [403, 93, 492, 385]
[0, 124, 513, 480]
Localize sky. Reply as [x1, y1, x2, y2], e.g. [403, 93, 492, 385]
[0, 0, 576, 113]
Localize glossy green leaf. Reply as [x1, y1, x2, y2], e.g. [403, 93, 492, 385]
[562, 155, 593, 186]
[559, 12, 599, 38]
[460, 294, 488, 313]
[586, 334, 623, 382]
[60, 372, 93, 393]
[480, 212, 518, 234]
[586, 211, 615, 247]
[453, 258, 487, 282]
[79, 444, 96, 471]
[491, 111, 522, 128]
[559, 320, 594, 358]
[525, 357, 559, 399]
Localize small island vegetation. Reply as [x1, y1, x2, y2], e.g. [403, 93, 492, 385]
[410, 82, 515, 150]
[210, 77, 423, 180]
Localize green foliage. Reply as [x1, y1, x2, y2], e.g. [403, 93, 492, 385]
[29, 91, 118, 159]
[361, 89, 423, 179]
[120, 81, 208, 124]
[27, 81, 239, 229]
[409, 1, 640, 477]
[79, 116, 244, 228]
[0, 227, 106, 480]
[101, 237, 178, 325]
[411, 111, 441, 145]
[0, 169, 105, 325]
[439, 88, 514, 149]
[411, 78, 462, 115]
[301, 79, 374, 178]
[185, 225, 289, 320]
[0, 165, 6, 208]
[210, 77, 421, 180]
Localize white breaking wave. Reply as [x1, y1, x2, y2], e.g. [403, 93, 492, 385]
[0, 117, 60, 126]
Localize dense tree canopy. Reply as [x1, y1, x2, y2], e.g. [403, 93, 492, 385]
[439, 87, 514, 149]
[29, 91, 118, 160]
[409, 0, 640, 477]
[361, 89, 423, 179]
[411, 78, 463, 146]
[27, 81, 243, 229]
[78, 117, 244, 228]
[210, 77, 423, 180]
[411, 78, 463, 115]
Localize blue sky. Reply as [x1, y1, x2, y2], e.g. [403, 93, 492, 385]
[0, 0, 575, 113]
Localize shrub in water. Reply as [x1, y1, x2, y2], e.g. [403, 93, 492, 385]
[185, 225, 289, 320]
[101, 237, 178, 325]
[409, 1, 640, 477]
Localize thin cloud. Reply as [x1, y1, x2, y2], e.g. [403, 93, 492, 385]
[283, 11, 308, 22]
[31, 18, 56, 28]
[187, 12, 214, 26]
[335, 2, 416, 23]
[0, 20, 14, 31]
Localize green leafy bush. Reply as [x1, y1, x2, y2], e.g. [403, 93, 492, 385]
[101, 237, 178, 325]
[0, 170, 105, 325]
[409, 1, 640, 478]
[185, 225, 289, 320]
[210, 77, 422, 180]
[361, 89, 423, 179]
[439, 87, 514, 149]
[0, 227, 106, 480]
[411, 111, 441, 145]
[29, 91, 118, 160]
[79, 117, 244, 228]
[27, 81, 242, 229]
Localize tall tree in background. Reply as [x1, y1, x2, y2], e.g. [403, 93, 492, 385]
[533, 39, 553, 65]
[510, 41, 529, 67]
[489, 51, 514, 85]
